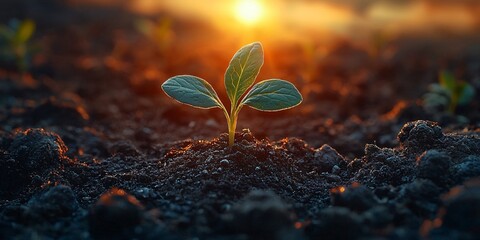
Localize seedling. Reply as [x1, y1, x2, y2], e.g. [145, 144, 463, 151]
[424, 71, 475, 113]
[135, 17, 174, 53]
[162, 42, 303, 146]
[0, 19, 36, 72]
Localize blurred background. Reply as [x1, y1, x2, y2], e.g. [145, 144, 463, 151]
[63, 0, 480, 49]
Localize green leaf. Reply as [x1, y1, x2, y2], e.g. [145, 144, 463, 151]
[224, 42, 263, 107]
[14, 20, 35, 44]
[241, 79, 303, 111]
[458, 83, 475, 105]
[439, 71, 456, 92]
[423, 93, 449, 106]
[162, 75, 223, 109]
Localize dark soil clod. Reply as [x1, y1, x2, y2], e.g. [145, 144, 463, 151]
[439, 178, 480, 236]
[88, 188, 146, 239]
[312, 144, 345, 172]
[26, 185, 79, 221]
[0, 128, 69, 197]
[417, 150, 453, 187]
[331, 183, 379, 212]
[220, 190, 297, 239]
[398, 120, 444, 153]
[306, 207, 365, 240]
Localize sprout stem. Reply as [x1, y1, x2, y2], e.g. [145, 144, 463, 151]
[228, 111, 237, 147]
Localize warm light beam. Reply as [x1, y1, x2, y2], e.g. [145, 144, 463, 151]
[235, 0, 263, 25]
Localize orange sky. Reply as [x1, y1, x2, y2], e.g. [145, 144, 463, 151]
[68, 0, 480, 44]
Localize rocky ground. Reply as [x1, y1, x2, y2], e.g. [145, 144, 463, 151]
[0, 113, 479, 239]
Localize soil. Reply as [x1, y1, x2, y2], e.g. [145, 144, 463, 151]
[1, 1, 480, 239]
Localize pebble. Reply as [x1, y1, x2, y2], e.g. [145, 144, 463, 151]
[220, 159, 230, 165]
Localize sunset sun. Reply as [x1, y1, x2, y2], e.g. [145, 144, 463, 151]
[235, 0, 263, 25]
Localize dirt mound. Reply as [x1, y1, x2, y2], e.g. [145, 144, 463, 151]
[0, 128, 70, 198]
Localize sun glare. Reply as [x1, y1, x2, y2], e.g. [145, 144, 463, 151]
[235, 0, 263, 25]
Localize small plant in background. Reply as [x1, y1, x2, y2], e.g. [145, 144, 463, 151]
[135, 17, 175, 53]
[423, 70, 475, 114]
[0, 19, 36, 73]
[162, 42, 303, 146]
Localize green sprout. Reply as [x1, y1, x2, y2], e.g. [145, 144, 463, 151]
[162, 42, 303, 146]
[0, 19, 36, 72]
[424, 70, 475, 113]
